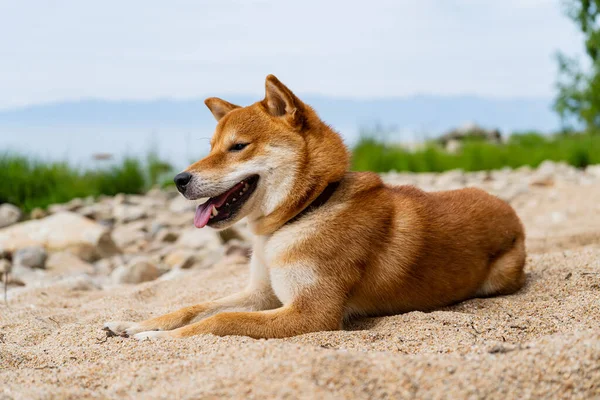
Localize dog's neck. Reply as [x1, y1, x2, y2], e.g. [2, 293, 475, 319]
[249, 125, 349, 236]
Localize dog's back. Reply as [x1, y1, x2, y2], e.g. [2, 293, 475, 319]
[283, 171, 526, 318]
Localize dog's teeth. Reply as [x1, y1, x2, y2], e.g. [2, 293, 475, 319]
[239, 192, 243, 196]
[232, 198, 237, 202]
[244, 183, 249, 191]
[209, 215, 213, 219]
[211, 206, 218, 217]
[226, 203, 229, 206]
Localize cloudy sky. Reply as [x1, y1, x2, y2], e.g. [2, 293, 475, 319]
[0, 0, 583, 109]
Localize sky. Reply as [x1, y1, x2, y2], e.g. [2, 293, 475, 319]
[0, 0, 584, 110]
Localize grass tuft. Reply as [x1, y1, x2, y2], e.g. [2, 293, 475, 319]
[0, 153, 173, 212]
[352, 129, 600, 173]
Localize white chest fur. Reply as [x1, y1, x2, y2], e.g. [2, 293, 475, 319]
[254, 224, 320, 306]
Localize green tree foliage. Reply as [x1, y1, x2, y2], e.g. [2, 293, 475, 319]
[555, 0, 600, 130]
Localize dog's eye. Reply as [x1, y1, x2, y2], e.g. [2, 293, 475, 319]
[229, 143, 249, 152]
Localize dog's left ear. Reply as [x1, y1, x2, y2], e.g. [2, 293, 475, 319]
[262, 75, 304, 128]
[205, 97, 240, 121]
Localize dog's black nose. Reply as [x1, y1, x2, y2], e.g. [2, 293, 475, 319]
[174, 172, 192, 193]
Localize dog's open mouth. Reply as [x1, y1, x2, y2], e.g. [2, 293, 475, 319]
[194, 175, 259, 228]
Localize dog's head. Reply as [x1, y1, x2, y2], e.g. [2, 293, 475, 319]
[175, 75, 349, 233]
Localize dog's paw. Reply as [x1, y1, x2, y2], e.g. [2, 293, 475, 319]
[103, 321, 148, 337]
[133, 330, 171, 341]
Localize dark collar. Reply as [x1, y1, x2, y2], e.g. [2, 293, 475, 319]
[285, 181, 340, 226]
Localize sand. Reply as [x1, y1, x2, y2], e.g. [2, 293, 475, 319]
[1, 178, 600, 399]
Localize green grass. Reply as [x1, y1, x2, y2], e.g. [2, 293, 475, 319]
[0, 152, 173, 213]
[352, 130, 600, 173]
[3, 130, 599, 214]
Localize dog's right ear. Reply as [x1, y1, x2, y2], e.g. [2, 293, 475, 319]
[204, 98, 240, 121]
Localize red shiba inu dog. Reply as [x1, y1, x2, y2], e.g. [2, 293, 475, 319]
[104, 75, 526, 340]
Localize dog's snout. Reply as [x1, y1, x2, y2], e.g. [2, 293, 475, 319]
[174, 172, 192, 193]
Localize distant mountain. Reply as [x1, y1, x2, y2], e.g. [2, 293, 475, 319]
[0, 95, 559, 137]
[0, 95, 560, 167]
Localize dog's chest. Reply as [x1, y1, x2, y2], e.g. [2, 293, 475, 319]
[260, 224, 319, 305]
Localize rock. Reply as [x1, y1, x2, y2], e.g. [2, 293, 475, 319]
[175, 227, 222, 250]
[13, 246, 47, 269]
[47, 204, 68, 214]
[53, 197, 84, 212]
[169, 196, 197, 213]
[193, 247, 225, 269]
[435, 169, 466, 189]
[586, 165, 600, 179]
[45, 251, 95, 276]
[0, 204, 21, 228]
[30, 208, 47, 220]
[64, 243, 104, 263]
[147, 187, 177, 202]
[218, 227, 245, 243]
[154, 211, 191, 228]
[497, 183, 529, 203]
[54, 274, 100, 291]
[213, 254, 250, 269]
[112, 193, 126, 205]
[94, 257, 120, 276]
[113, 204, 147, 223]
[0, 211, 119, 259]
[111, 257, 162, 284]
[111, 221, 148, 249]
[164, 249, 196, 269]
[149, 221, 167, 237]
[224, 240, 252, 259]
[77, 204, 113, 221]
[529, 177, 555, 187]
[154, 229, 179, 243]
[10, 263, 48, 285]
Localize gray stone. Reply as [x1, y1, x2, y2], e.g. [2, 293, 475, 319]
[13, 246, 47, 269]
[175, 227, 222, 250]
[154, 229, 179, 243]
[0, 204, 21, 228]
[0, 212, 119, 259]
[111, 221, 148, 249]
[113, 204, 147, 223]
[54, 274, 100, 291]
[45, 251, 95, 276]
[586, 165, 600, 179]
[169, 196, 197, 213]
[163, 249, 196, 269]
[111, 257, 162, 284]
[29, 208, 47, 220]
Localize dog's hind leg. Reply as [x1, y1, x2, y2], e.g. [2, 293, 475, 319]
[476, 237, 526, 297]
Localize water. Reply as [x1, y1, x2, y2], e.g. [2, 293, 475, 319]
[0, 123, 359, 170]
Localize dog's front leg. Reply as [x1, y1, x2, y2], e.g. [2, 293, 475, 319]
[133, 302, 343, 340]
[104, 253, 280, 337]
[103, 289, 280, 337]
[132, 268, 349, 340]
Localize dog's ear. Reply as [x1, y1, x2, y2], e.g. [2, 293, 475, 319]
[204, 98, 240, 121]
[262, 75, 304, 128]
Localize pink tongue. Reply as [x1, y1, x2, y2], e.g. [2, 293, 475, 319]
[194, 201, 213, 228]
[193, 182, 245, 229]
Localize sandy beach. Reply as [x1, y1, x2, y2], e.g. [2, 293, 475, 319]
[1, 165, 599, 399]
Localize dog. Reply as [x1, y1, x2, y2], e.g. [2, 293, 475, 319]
[104, 75, 526, 340]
